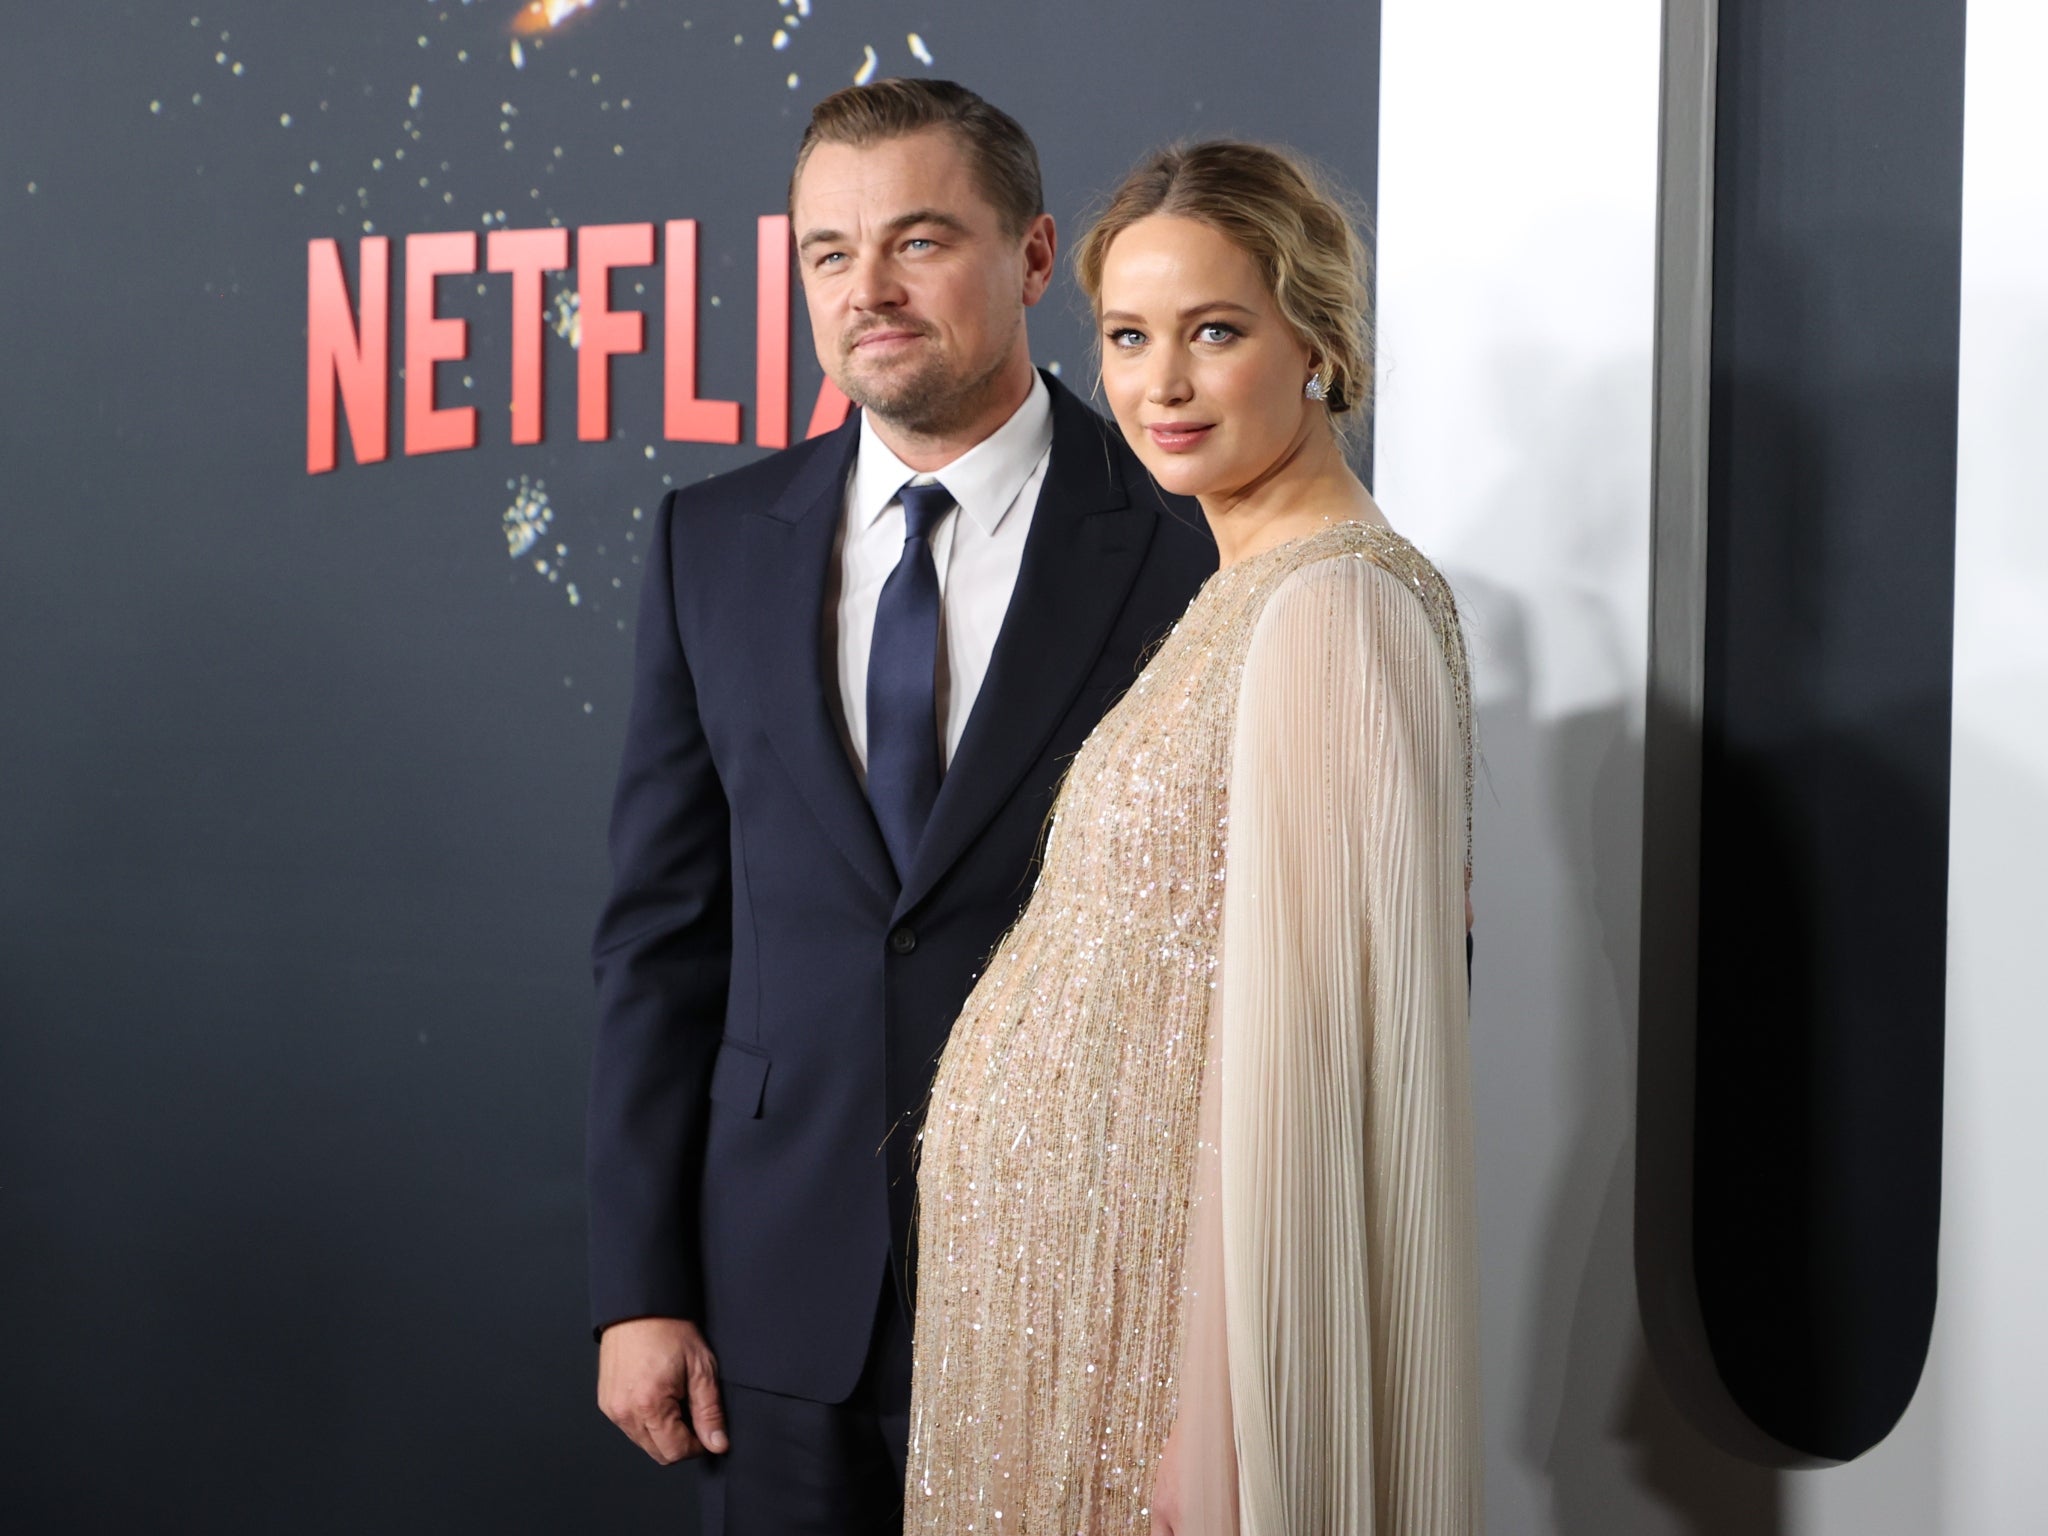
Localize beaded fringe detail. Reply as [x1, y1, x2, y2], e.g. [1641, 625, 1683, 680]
[907, 523, 1472, 1534]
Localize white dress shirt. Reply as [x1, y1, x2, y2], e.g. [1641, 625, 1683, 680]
[830, 372, 1055, 782]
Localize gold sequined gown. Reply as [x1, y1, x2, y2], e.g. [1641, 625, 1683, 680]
[908, 522, 1482, 1534]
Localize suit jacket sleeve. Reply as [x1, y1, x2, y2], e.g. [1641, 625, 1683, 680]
[586, 490, 732, 1335]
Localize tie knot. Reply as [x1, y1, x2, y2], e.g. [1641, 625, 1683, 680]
[896, 480, 954, 543]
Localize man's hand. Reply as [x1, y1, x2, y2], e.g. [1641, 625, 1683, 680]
[596, 1317, 729, 1464]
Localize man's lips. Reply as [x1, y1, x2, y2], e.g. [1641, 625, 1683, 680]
[1145, 422, 1214, 452]
[849, 328, 929, 353]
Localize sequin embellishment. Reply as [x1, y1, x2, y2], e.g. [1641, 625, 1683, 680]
[907, 522, 1472, 1532]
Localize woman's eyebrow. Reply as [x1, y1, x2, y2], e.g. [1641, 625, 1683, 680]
[1098, 300, 1257, 323]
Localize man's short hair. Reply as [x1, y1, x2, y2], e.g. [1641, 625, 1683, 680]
[790, 77, 1045, 236]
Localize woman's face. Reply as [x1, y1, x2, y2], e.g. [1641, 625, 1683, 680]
[1096, 214, 1318, 502]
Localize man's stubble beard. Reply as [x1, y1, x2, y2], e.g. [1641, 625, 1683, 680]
[836, 342, 1013, 442]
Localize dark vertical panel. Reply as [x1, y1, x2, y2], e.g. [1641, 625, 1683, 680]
[1696, 0, 1964, 1461]
[0, 2, 1379, 1530]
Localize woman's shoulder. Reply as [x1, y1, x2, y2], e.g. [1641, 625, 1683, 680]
[1240, 522, 1475, 849]
[1248, 520, 1463, 652]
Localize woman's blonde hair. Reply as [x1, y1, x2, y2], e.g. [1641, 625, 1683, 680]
[1073, 140, 1374, 421]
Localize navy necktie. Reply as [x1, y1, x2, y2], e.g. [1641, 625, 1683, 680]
[866, 480, 952, 878]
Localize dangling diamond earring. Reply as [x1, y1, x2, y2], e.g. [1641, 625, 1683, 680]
[1304, 371, 1329, 402]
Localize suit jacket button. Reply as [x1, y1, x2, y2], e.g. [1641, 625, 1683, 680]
[889, 926, 917, 955]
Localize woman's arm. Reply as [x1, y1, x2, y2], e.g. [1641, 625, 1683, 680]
[1165, 554, 1482, 1534]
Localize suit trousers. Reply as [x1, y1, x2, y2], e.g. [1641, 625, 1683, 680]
[698, 1266, 913, 1535]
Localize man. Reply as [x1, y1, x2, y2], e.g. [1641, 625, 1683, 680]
[587, 78, 1213, 1532]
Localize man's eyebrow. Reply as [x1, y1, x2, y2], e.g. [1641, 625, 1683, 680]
[797, 209, 973, 254]
[884, 208, 972, 238]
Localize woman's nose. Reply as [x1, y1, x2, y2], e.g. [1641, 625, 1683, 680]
[1145, 353, 1193, 406]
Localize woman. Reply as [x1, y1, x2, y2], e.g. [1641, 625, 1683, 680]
[907, 142, 1481, 1533]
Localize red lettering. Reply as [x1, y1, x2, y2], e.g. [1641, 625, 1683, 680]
[306, 237, 389, 473]
[578, 222, 655, 442]
[404, 232, 479, 456]
[487, 227, 570, 446]
[308, 213, 857, 473]
[756, 215, 792, 449]
[664, 220, 742, 445]
[756, 214, 854, 442]
[807, 374, 853, 439]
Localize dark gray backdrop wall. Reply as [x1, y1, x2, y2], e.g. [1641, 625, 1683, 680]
[0, 2, 1378, 1528]
[1690, 0, 1963, 1462]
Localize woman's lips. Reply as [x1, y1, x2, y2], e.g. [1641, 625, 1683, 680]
[1146, 422, 1214, 453]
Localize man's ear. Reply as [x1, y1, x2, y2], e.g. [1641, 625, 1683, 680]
[1020, 213, 1058, 308]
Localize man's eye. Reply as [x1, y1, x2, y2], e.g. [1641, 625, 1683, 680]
[904, 238, 936, 252]
[815, 251, 846, 268]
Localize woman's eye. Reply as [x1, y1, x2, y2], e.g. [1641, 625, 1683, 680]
[1196, 322, 1238, 344]
[1107, 328, 1145, 349]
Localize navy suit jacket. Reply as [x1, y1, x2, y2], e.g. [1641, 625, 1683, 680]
[588, 373, 1216, 1403]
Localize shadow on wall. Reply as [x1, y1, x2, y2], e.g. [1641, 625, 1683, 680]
[1441, 348, 1785, 1532]
[1463, 573, 1783, 1535]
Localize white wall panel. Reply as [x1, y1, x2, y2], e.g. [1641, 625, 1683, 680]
[1381, 3, 2048, 1531]
[1373, 6, 1683, 1531]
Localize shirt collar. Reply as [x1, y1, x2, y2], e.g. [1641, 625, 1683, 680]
[849, 371, 1054, 536]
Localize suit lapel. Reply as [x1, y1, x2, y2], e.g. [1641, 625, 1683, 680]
[743, 419, 899, 903]
[896, 379, 1158, 916]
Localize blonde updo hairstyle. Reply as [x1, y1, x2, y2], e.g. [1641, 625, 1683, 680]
[1074, 140, 1373, 428]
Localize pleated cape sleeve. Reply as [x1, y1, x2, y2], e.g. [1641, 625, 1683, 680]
[1172, 548, 1483, 1534]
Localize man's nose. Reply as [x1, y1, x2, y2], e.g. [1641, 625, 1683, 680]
[851, 255, 908, 313]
